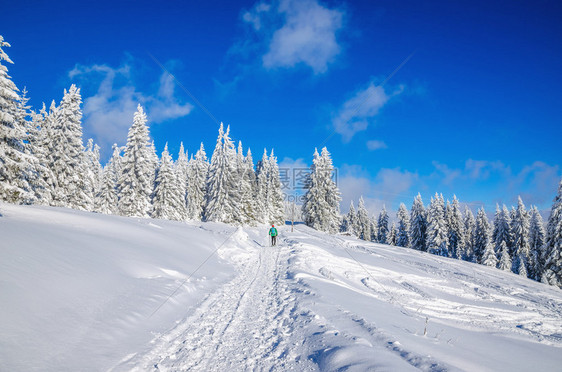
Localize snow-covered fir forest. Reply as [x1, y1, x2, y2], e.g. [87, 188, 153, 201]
[1, 34, 561, 289]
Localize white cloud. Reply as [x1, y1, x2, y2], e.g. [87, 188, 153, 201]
[332, 81, 403, 142]
[432, 161, 462, 185]
[243, 0, 344, 74]
[366, 140, 387, 151]
[69, 62, 193, 157]
[465, 159, 509, 180]
[430, 159, 560, 208]
[242, 2, 271, 31]
[150, 72, 193, 123]
[338, 164, 418, 216]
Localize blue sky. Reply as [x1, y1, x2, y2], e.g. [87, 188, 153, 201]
[3, 0, 561, 215]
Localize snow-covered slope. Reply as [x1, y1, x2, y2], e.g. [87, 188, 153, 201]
[1, 203, 561, 371]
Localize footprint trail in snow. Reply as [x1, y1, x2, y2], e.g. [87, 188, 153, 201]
[121, 229, 315, 371]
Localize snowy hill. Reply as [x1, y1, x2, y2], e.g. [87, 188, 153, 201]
[1, 203, 561, 371]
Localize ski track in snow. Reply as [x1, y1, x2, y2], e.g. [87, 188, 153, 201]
[118, 232, 317, 371]
[117, 228, 464, 372]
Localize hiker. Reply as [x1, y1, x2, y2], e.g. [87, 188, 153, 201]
[269, 224, 278, 246]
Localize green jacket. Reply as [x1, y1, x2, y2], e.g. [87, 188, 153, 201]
[269, 227, 278, 237]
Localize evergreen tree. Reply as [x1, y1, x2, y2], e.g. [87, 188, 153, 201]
[153, 143, 185, 221]
[511, 196, 530, 277]
[517, 254, 528, 278]
[481, 240, 498, 267]
[50, 85, 89, 210]
[377, 206, 389, 244]
[234, 142, 256, 224]
[492, 204, 500, 243]
[388, 222, 397, 246]
[186, 143, 208, 220]
[528, 206, 546, 281]
[463, 207, 476, 262]
[355, 196, 371, 241]
[42, 101, 62, 204]
[0, 36, 35, 204]
[497, 241, 512, 271]
[409, 193, 427, 251]
[446, 196, 465, 259]
[396, 203, 410, 248]
[118, 104, 155, 218]
[244, 148, 258, 221]
[342, 201, 357, 235]
[426, 193, 448, 256]
[84, 138, 102, 211]
[370, 217, 378, 242]
[267, 149, 285, 225]
[473, 207, 492, 264]
[175, 142, 190, 215]
[95, 144, 121, 214]
[204, 123, 239, 223]
[302, 147, 341, 233]
[543, 179, 562, 287]
[494, 205, 513, 259]
[27, 104, 54, 204]
[256, 149, 270, 222]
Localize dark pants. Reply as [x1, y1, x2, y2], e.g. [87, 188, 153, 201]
[271, 235, 277, 246]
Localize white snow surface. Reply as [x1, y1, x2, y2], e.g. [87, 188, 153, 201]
[1, 203, 561, 371]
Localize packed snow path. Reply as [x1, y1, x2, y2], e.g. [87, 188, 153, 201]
[120, 229, 316, 371]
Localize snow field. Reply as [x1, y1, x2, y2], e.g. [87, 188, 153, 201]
[0, 203, 235, 371]
[1, 203, 562, 371]
[286, 227, 562, 371]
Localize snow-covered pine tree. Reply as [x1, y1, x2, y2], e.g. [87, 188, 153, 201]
[27, 104, 55, 204]
[50, 85, 89, 210]
[493, 205, 512, 260]
[204, 123, 239, 223]
[463, 207, 476, 262]
[355, 196, 371, 241]
[370, 217, 378, 242]
[388, 222, 397, 246]
[118, 104, 155, 218]
[409, 193, 427, 251]
[16, 88, 51, 204]
[492, 204, 500, 243]
[377, 206, 389, 244]
[528, 206, 546, 281]
[175, 142, 190, 216]
[396, 203, 410, 248]
[481, 239, 498, 267]
[234, 142, 251, 224]
[446, 196, 465, 259]
[543, 179, 562, 287]
[83, 138, 102, 211]
[256, 149, 270, 222]
[244, 148, 258, 222]
[341, 201, 357, 235]
[267, 149, 285, 225]
[186, 143, 209, 220]
[152, 143, 185, 221]
[426, 193, 448, 256]
[497, 241, 512, 271]
[511, 196, 530, 277]
[473, 207, 492, 264]
[42, 101, 62, 204]
[95, 144, 121, 214]
[302, 147, 341, 233]
[0, 36, 35, 204]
